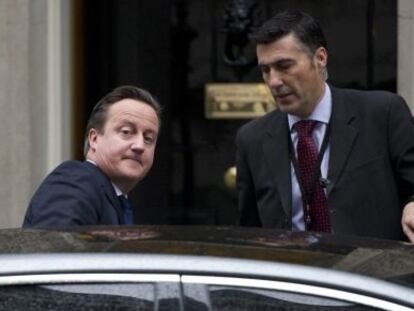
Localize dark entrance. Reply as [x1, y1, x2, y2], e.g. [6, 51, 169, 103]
[77, 0, 397, 225]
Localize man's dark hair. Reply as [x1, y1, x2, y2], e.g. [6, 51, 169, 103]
[251, 10, 327, 55]
[83, 85, 161, 156]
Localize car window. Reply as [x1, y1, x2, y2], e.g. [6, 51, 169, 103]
[182, 282, 385, 311]
[0, 282, 181, 311]
[207, 286, 381, 310]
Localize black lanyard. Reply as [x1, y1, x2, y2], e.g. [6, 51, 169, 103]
[288, 121, 331, 228]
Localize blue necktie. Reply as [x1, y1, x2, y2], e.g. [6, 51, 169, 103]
[118, 195, 134, 225]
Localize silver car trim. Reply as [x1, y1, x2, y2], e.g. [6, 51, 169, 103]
[0, 253, 412, 307]
[0, 273, 180, 285]
[181, 275, 412, 311]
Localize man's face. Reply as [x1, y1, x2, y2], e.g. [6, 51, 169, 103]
[87, 99, 159, 193]
[257, 34, 327, 118]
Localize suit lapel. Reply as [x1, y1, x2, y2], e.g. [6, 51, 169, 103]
[83, 161, 124, 224]
[327, 87, 358, 195]
[102, 182, 124, 224]
[262, 111, 292, 216]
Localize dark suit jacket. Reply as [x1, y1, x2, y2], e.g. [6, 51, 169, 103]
[236, 86, 414, 240]
[23, 161, 125, 227]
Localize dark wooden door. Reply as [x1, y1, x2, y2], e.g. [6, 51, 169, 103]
[79, 0, 396, 225]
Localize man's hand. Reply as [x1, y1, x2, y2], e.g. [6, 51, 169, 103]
[402, 201, 414, 242]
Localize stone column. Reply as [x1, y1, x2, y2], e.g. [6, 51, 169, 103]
[398, 0, 414, 114]
[0, 0, 72, 228]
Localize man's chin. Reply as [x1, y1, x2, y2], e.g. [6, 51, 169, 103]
[125, 169, 146, 181]
[117, 173, 145, 190]
[278, 103, 297, 114]
[117, 163, 143, 177]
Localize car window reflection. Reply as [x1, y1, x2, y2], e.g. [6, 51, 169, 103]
[0, 283, 181, 311]
[183, 284, 382, 311]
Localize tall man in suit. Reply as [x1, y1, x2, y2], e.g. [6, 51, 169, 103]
[236, 11, 414, 241]
[23, 85, 160, 227]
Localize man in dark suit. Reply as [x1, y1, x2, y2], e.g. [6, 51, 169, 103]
[23, 85, 160, 227]
[236, 11, 414, 241]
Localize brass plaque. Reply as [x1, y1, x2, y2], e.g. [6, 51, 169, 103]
[205, 83, 277, 119]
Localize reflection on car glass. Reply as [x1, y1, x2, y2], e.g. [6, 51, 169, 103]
[248, 233, 320, 247]
[182, 284, 381, 310]
[209, 286, 353, 307]
[334, 248, 414, 279]
[0, 285, 153, 310]
[42, 283, 156, 300]
[84, 228, 160, 241]
[183, 283, 211, 309]
[42, 283, 181, 310]
[208, 288, 381, 310]
[41, 283, 180, 301]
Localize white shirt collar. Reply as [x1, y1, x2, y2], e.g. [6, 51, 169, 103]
[288, 83, 332, 130]
[112, 183, 124, 197]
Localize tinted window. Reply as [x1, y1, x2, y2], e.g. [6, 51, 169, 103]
[183, 284, 382, 311]
[0, 283, 181, 311]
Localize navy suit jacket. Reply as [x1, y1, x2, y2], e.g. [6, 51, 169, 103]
[23, 161, 125, 227]
[236, 86, 414, 240]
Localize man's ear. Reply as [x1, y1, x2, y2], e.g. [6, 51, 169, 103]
[314, 46, 328, 70]
[88, 129, 99, 151]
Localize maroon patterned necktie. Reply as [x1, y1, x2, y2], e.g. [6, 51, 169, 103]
[294, 120, 331, 232]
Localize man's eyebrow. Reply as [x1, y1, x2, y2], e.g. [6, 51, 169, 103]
[259, 58, 294, 67]
[144, 127, 158, 135]
[118, 120, 134, 126]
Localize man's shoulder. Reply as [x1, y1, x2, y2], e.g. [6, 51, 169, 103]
[49, 160, 107, 183]
[54, 160, 85, 170]
[332, 85, 402, 103]
[52, 160, 88, 174]
[25, 161, 116, 228]
[331, 85, 408, 115]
